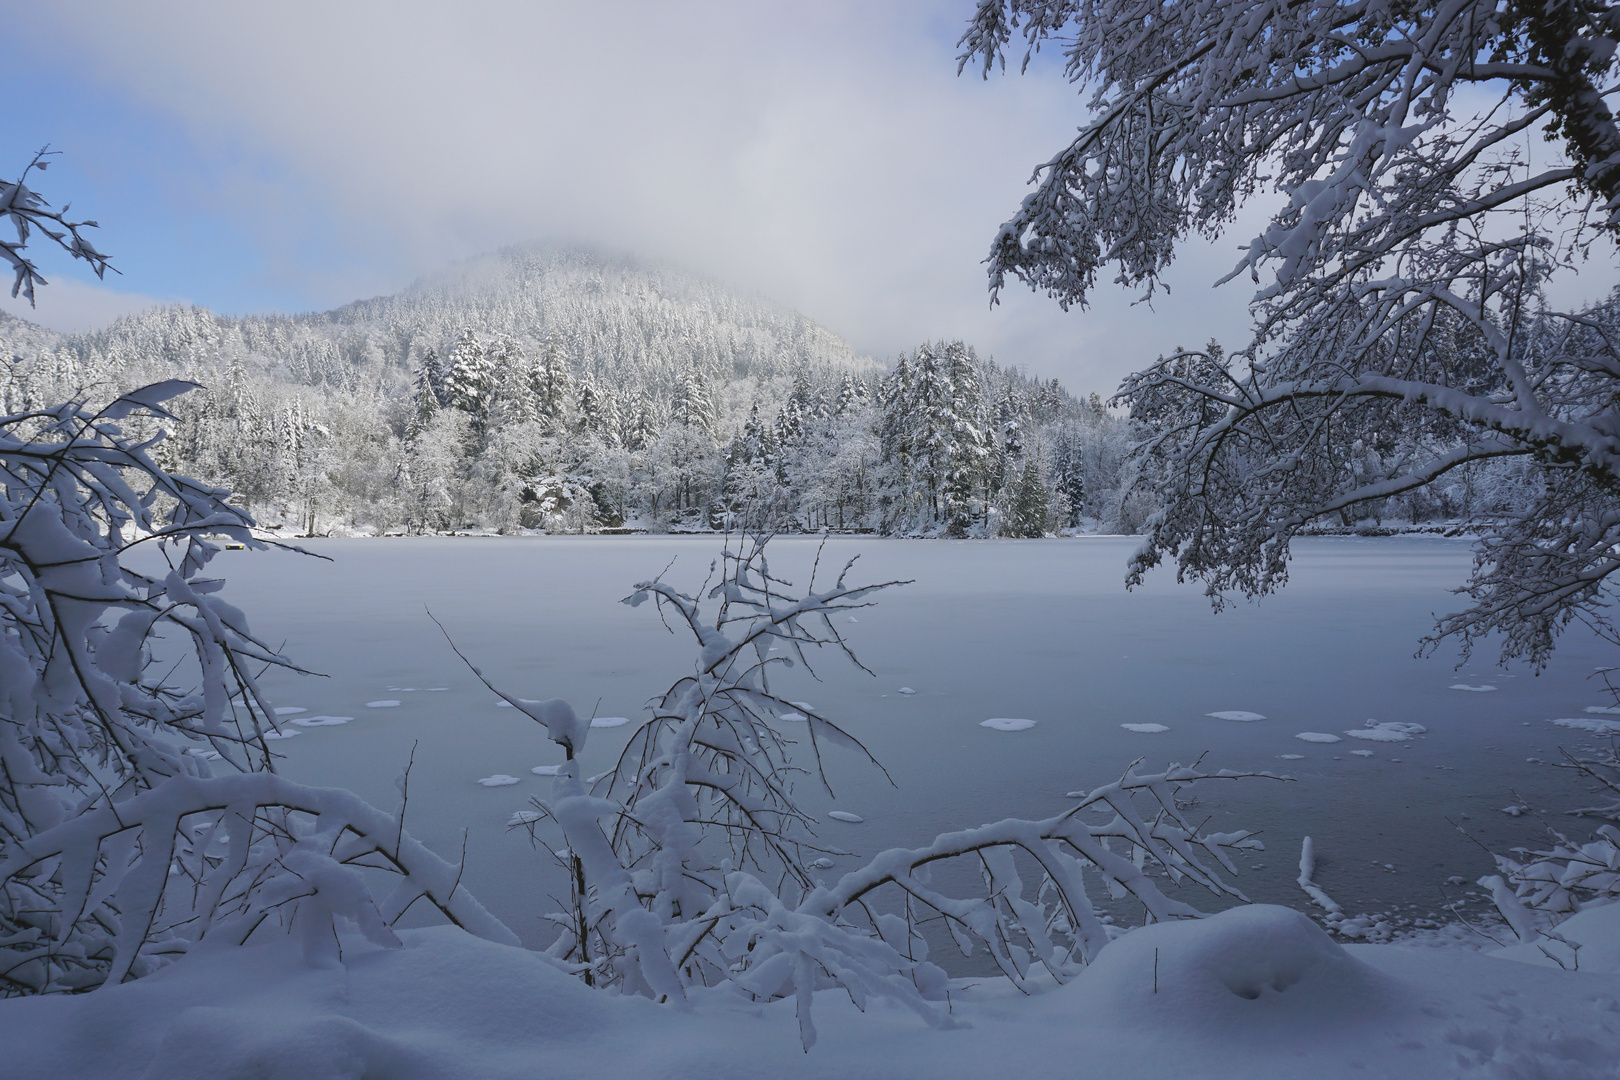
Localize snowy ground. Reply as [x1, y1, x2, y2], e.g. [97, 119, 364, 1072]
[5, 903, 1618, 1080]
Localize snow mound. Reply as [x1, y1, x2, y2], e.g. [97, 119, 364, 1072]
[1550, 717, 1620, 734]
[1349, 750, 1374, 757]
[1449, 684, 1497, 692]
[1492, 901, 1620, 973]
[272, 707, 307, 716]
[897, 687, 916, 695]
[477, 775, 522, 787]
[365, 700, 401, 708]
[1295, 732, 1341, 744]
[289, 715, 352, 727]
[1206, 711, 1265, 722]
[981, 718, 1036, 731]
[531, 765, 561, 776]
[589, 716, 632, 728]
[1122, 723, 1169, 733]
[1344, 721, 1426, 742]
[1278, 754, 1305, 760]
[1072, 905, 1400, 1031]
[827, 810, 864, 823]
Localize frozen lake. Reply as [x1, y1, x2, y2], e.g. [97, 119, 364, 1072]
[203, 535, 1617, 946]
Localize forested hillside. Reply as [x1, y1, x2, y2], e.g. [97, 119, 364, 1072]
[0, 246, 1138, 536]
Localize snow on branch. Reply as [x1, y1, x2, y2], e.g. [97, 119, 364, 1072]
[500, 533, 1274, 1049]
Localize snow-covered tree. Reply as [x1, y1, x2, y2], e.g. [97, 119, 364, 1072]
[963, 0, 1620, 664]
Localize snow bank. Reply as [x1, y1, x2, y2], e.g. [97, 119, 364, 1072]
[5, 913, 1620, 1080]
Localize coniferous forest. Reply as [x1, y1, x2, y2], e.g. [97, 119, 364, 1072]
[0, 245, 1140, 537]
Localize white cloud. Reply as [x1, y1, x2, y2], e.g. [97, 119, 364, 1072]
[0, 276, 174, 335]
[8, 2, 1289, 389]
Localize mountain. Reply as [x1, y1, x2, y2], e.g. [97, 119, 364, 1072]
[0, 245, 1119, 538]
[1, 245, 880, 407]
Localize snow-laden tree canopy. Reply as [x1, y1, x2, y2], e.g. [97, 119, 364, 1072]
[962, 0, 1620, 663]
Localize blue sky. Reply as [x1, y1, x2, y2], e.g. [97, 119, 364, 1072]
[10, 2, 1605, 394]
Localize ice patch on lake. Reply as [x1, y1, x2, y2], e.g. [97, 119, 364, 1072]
[289, 715, 352, 727]
[589, 716, 632, 728]
[366, 700, 401, 708]
[1206, 711, 1266, 721]
[1122, 723, 1169, 733]
[827, 810, 864, 823]
[1549, 716, 1620, 734]
[897, 687, 916, 695]
[531, 765, 562, 776]
[778, 712, 807, 722]
[1449, 684, 1497, 692]
[1278, 754, 1305, 760]
[263, 729, 300, 740]
[1295, 732, 1341, 744]
[981, 717, 1037, 731]
[1584, 705, 1620, 715]
[477, 774, 521, 787]
[272, 707, 307, 716]
[1350, 750, 1375, 757]
[1345, 721, 1427, 742]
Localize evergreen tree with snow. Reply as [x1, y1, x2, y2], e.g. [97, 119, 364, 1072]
[669, 364, 716, 434]
[1006, 458, 1050, 538]
[443, 329, 496, 421]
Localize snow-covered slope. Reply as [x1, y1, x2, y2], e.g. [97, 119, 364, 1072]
[5, 904, 1617, 1080]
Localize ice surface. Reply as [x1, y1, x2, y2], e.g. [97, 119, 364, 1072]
[1549, 716, 1620, 734]
[273, 706, 307, 715]
[1121, 723, 1169, 733]
[1295, 732, 1341, 743]
[897, 687, 916, 695]
[366, 700, 401, 708]
[981, 718, 1037, 731]
[290, 715, 353, 727]
[477, 775, 522, 787]
[1206, 711, 1265, 721]
[181, 534, 1620, 945]
[1449, 684, 1496, 692]
[531, 765, 562, 776]
[1344, 721, 1427, 742]
[827, 810, 864, 823]
[589, 716, 632, 728]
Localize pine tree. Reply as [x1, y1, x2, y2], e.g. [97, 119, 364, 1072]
[834, 371, 868, 414]
[443, 329, 496, 420]
[1055, 436, 1086, 527]
[670, 365, 716, 433]
[1006, 458, 1049, 538]
[529, 338, 575, 433]
[408, 359, 441, 441]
